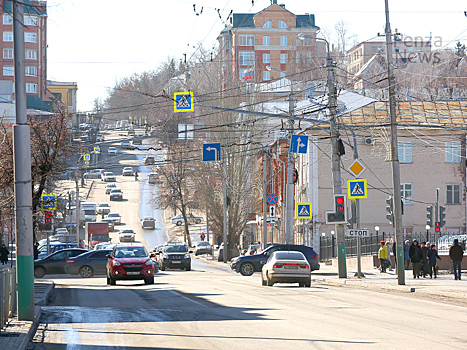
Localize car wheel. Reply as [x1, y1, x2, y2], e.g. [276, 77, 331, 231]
[186, 265, 191, 271]
[106, 275, 110, 285]
[79, 265, 94, 278]
[34, 266, 46, 278]
[240, 262, 255, 276]
[160, 266, 165, 271]
[299, 282, 305, 287]
[145, 277, 154, 285]
[261, 275, 267, 286]
[195, 219, 201, 224]
[176, 221, 182, 226]
[109, 275, 116, 285]
[266, 272, 274, 286]
[195, 252, 199, 256]
[304, 279, 311, 288]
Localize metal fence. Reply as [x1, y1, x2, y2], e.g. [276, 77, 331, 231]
[319, 232, 446, 262]
[0, 268, 16, 330]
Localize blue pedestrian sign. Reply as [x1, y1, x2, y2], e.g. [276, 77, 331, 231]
[203, 143, 221, 161]
[296, 202, 312, 219]
[267, 193, 278, 205]
[347, 179, 367, 199]
[94, 146, 100, 154]
[174, 92, 194, 112]
[41, 194, 57, 210]
[290, 135, 308, 153]
[83, 153, 90, 161]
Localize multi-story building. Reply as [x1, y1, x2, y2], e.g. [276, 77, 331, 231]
[47, 80, 78, 118]
[1, 0, 55, 110]
[217, 0, 323, 84]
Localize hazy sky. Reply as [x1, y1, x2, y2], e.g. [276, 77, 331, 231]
[46, 0, 467, 111]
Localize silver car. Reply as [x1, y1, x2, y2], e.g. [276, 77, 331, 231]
[119, 229, 136, 242]
[106, 212, 121, 225]
[261, 251, 311, 287]
[101, 172, 116, 182]
[122, 167, 134, 176]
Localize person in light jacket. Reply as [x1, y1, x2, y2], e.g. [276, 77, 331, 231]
[378, 241, 388, 273]
[427, 244, 441, 279]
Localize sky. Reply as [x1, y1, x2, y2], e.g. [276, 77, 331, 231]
[45, 0, 467, 112]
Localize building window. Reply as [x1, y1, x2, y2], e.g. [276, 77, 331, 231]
[445, 142, 461, 163]
[400, 183, 413, 205]
[3, 14, 13, 25]
[24, 15, 38, 26]
[26, 83, 37, 93]
[262, 20, 272, 28]
[239, 51, 255, 66]
[3, 66, 14, 76]
[3, 32, 13, 42]
[280, 54, 288, 64]
[25, 66, 37, 76]
[263, 53, 270, 64]
[281, 36, 288, 46]
[263, 36, 270, 46]
[398, 142, 413, 163]
[238, 34, 254, 46]
[263, 70, 270, 81]
[3, 48, 13, 59]
[25, 49, 37, 60]
[24, 32, 37, 43]
[280, 71, 286, 79]
[446, 184, 461, 204]
[278, 20, 288, 28]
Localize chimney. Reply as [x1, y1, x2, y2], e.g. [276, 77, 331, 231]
[279, 4, 285, 9]
[271, 0, 277, 4]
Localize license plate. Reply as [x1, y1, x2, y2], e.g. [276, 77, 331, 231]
[171, 261, 181, 264]
[127, 271, 140, 275]
[284, 265, 298, 269]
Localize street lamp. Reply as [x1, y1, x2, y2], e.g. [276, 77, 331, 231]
[265, 65, 295, 245]
[425, 224, 430, 243]
[375, 225, 380, 237]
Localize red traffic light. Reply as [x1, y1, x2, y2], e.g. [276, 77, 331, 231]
[435, 222, 440, 232]
[336, 196, 344, 205]
[45, 211, 52, 218]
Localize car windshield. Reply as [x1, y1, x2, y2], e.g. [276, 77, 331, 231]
[143, 217, 154, 221]
[99, 203, 109, 207]
[104, 172, 114, 176]
[274, 252, 305, 260]
[114, 247, 148, 258]
[164, 245, 188, 253]
[121, 230, 134, 234]
[197, 242, 210, 246]
[110, 189, 121, 193]
[108, 213, 119, 218]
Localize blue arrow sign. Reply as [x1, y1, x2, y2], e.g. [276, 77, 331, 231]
[203, 143, 221, 161]
[290, 135, 308, 154]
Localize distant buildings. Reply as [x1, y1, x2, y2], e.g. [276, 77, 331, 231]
[47, 80, 78, 118]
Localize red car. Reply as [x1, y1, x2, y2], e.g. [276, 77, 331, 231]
[106, 245, 155, 285]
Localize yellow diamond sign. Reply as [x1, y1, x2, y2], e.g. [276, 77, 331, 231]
[348, 159, 366, 177]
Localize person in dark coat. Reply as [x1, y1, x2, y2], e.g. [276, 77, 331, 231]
[0, 244, 9, 265]
[34, 242, 40, 260]
[449, 239, 464, 280]
[427, 244, 441, 278]
[421, 242, 429, 278]
[409, 240, 423, 278]
[392, 241, 397, 269]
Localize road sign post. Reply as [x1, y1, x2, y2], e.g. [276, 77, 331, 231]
[290, 135, 308, 154]
[345, 228, 370, 278]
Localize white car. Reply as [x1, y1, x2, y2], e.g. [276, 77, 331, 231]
[261, 251, 311, 287]
[171, 213, 203, 226]
[105, 183, 117, 194]
[119, 229, 136, 242]
[84, 169, 105, 179]
[121, 141, 133, 149]
[101, 172, 116, 182]
[108, 147, 117, 155]
[106, 212, 121, 225]
[55, 228, 69, 235]
[96, 202, 111, 215]
[109, 188, 123, 201]
[122, 167, 134, 176]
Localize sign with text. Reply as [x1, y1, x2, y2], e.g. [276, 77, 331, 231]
[345, 229, 370, 237]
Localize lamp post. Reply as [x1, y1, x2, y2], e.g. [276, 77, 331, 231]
[266, 65, 295, 245]
[425, 224, 430, 243]
[298, 33, 347, 278]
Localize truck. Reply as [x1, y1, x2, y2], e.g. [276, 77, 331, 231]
[85, 222, 110, 249]
[80, 202, 97, 224]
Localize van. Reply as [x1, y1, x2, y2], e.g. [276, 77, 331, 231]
[148, 173, 159, 184]
[79, 202, 97, 224]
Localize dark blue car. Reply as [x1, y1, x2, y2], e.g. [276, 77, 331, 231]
[64, 249, 112, 278]
[230, 244, 319, 276]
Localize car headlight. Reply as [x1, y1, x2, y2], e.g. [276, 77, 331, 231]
[145, 260, 153, 266]
[112, 260, 121, 266]
[163, 255, 168, 259]
[184, 254, 190, 259]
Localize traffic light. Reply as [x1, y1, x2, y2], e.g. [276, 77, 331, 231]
[426, 206, 433, 227]
[435, 221, 440, 232]
[386, 196, 394, 225]
[439, 206, 446, 227]
[325, 194, 347, 224]
[44, 211, 53, 224]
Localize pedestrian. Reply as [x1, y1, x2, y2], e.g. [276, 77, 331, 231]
[385, 241, 393, 271]
[404, 240, 411, 269]
[0, 244, 9, 265]
[378, 241, 388, 273]
[421, 242, 429, 278]
[409, 240, 423, 279]
[427, 244, 441, 279]
[34, 242, 39, 260]
[449, 238, 464, 280]
[392, 241, 398, 269]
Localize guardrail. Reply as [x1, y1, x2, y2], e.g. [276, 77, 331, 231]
[0, 268, 16, 330]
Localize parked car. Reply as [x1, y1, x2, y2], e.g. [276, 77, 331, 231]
[121, 141, 133, 149]
[230, 244, 320, 276]
[261, 251, 311, 287]
[109, 188, 123, 201]
[122, 167, 134, 176]
[217, 242, 240, 262]
[194, 241, 212, 256]
[159, 243, 191, 271]
[65, 249, 113, 278]
[148, 173, 160, 184]
[171, 213, 203, 226]
[99, 218, 115, 231]
[101, 172, 116, 182]
[84, 169, 105, 179]
[37, 242, 81, 259]
[55, 228, 69, 235]
[105, 183, 117, 194]
[119, 229, 136, 242]
[108, 147, 118, 155]
[106, 245, 155, 285]
[143, 156, 155, 165]
[93, 242, 117, 251]
[132, 138, 142, 145]
[106, 212, 122, 225]
[141, 217, 156, 229]
[244, 244, 261, 256]
[96, 202, 111, 215]
[34, 248, 89, 278]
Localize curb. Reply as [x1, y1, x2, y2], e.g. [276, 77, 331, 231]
[34, 281, 54, 306]
[16, 306, 41, 350]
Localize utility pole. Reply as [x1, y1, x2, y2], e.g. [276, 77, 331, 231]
[385, 0, 405, 285]
[263, 151, 268, 248]
[286, 93, 296, 244]
[13, 1, 35, 320]
[75, 172, 80, 245]
[222, 154, 228, 263]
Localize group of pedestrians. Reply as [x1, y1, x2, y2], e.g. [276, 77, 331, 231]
[406, 240, 441, 279]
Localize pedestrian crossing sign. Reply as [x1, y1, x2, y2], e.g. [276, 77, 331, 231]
[174, 92, 194, 112]
[296, 203, 312, 219]
[347, 179, 367, 199]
